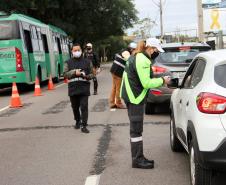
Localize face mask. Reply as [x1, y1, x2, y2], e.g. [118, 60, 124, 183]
[73, 51, 82, 58]
[151, 51, 159, 60]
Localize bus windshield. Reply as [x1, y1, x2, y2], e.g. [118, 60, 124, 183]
[0, 20, 20, 40]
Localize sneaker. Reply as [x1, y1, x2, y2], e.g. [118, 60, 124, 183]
[81, 127, 90, 133]
[110, 104, 117, 109]
[93, 91, 97, 95]
[116, 104, 127, 109]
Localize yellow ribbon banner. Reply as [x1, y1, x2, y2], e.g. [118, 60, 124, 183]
[210, 9, 221, 29]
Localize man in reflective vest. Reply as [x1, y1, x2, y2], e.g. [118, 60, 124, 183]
[84, 43, 100, 95]
[120, 38, 171, 169]
[109, 42, 137, 109]
[64, 43, 93, 133]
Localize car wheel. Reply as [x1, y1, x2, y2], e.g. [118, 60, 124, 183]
[189, 141, 212, 185]
[145, 102, 155, 114]
[170, 112, 184, 152]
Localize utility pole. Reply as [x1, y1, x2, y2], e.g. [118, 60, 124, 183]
[160, 0, 163, 38]
[152, 0, 164, 38]
[197, 0, 204, 41]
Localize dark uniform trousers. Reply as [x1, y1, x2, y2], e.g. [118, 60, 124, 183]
[70, 95, 88, 127]
[126, 102, 144, 162]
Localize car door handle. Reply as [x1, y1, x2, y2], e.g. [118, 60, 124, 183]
[186, 101, 189, 106]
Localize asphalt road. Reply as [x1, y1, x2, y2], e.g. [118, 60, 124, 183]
[0, 64, 225, 185]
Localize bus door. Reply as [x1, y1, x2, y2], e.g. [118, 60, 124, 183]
[22, 22, 36, 82]
[41, 28, 50, 77]
[56, 36, 63, 75]
[23, 29, 33, 81]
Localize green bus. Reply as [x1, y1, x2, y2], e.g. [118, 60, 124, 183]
[0, 13, 71, 86]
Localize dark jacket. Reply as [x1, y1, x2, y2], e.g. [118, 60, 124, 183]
[110, 49, 130, 78]
[64, 57, 93, 96]
[84, 51, 100, 68]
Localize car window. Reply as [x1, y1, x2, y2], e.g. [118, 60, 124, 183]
[215, 64, 226, 88]
[155, 46, 210, 64]
[181, 59, 205, 89]
[189, 60, 206, 88]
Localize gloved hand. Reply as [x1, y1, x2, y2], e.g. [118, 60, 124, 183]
[162, 76, 171, 85]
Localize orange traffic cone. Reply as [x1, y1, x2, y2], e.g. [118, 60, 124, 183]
[48, 75, 55, 90]
[34, 77, 43, 96]
[64, 77, 68, 84]
[10, 82, 23, 108]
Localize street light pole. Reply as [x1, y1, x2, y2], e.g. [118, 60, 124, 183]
[197, 0, 204, 41]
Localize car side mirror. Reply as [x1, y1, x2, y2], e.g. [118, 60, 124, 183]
[167, 78, 179, 88]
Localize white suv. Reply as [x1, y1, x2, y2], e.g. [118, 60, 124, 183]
[170, 49, 226, 185]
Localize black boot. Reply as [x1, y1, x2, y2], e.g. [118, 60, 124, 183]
[74, 121, 80, 129]
[131, 141, 154, 169]
[81, 126, 90, 133]
[132, 158, 154, 169]
[143, 156, 154, 164]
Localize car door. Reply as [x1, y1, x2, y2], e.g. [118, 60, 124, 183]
[177, 59, 207, 146]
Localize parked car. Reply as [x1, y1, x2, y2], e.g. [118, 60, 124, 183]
[145, 42, 211, 114]
[170, 49, 226, 185]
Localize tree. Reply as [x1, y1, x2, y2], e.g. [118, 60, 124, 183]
[1, 0, 138, 45]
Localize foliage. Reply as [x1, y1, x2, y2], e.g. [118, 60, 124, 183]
[1, 0, 138, 46]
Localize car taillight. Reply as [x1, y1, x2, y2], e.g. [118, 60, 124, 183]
[150, 89, 162, 96]
[152, 66, 167, 73]
[197, 92, 226, 114]
[15, 48, 24, 72]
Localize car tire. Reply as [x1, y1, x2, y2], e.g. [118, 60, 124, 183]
[189, 141, 212, 185]
[145, 102, 155, 114]
[170, 112, 184, 152]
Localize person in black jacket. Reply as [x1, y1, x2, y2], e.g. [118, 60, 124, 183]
[84, 43, 100, 95]
[109, 42, 137, 109]
[64, 43, 93, 133]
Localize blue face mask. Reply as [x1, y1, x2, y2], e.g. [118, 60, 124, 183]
[73, 51, 82, 58]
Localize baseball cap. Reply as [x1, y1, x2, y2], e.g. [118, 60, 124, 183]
[145, 38, 164, 52]
[86, 43, 92, 48]
[128, 42, 137, 49]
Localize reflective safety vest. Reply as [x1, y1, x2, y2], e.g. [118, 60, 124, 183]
[120, 52, 164, 105]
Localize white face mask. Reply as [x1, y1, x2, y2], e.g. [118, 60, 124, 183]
[72, 51, 82, 58]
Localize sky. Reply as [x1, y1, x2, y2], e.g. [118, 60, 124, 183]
[130, 0, 198, 36]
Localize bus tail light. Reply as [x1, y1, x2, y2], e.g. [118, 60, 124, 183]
[15, 48, 24, 72]
[196, 92, 226, 114]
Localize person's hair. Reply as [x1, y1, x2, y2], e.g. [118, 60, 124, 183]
[72, 43, 81, 48]
[134, 40, 147, 54]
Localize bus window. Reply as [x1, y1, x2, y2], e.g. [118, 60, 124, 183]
[0, 20, 20, 40]
[24, 30, 33, 53]
[37, 28, 44, 51]
[53, 36, 58, 52]
[31, 26, 39, 51]
[41, 34, 49, 53]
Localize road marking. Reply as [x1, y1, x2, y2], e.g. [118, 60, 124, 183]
[85, 175, 101, 185]
[0, 106, 9, 113]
